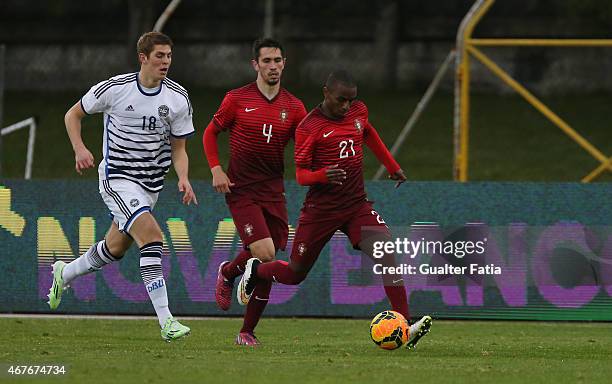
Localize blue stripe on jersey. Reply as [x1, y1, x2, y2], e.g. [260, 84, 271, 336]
[107, 137, 166, 153]
[114, 126, 160, 136]
[94, 74, 137, 99]
[136, 76, 162, 96]
[171, 131, 195, 139]
[107, 155, 171, 166]
[80, 98, 90, 115]
[124, 206, 152, 231]
[164, 79, 192, 114]
[105, 115, 111, 178]
[111, 163, 170, 173]
[107, 149, 171, 162]
[108, 128, 165, 145]
[107, 118, 165, 135]
[107, 175, 164, 191]
[102, 180, 131, 219]
[93, 73, 135, 95]
[107, 168, 168, 182]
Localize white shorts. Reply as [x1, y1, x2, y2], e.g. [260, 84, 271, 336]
[99, 178, 159, 233]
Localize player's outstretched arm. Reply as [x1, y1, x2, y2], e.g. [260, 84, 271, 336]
[65, 101, 94, 175]
[171, 137, 198, 205]
[363, 123, 406, 188]
[203, 121, 234, 193]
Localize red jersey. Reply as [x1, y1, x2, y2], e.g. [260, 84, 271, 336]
[295, 100, 378, 212]
[213, 82, 307, 202]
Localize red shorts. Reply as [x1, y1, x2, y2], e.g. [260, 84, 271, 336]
[227, 197, 289, 251]
[290, 201, 390, 269]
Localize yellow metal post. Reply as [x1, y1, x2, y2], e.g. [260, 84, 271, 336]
[454, 0, 496, 181]
[455, 0, 611, 182]
[583, 157, 612, 182]
[467, 45, 612, 178]
[470, 39, 612, 47]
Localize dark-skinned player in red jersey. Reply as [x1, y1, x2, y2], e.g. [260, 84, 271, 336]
[203, 38, 307, 346]
[237, 69, 432, 349]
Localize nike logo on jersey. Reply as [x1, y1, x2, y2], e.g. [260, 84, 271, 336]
[323, 130, 334, 137]
[245, 107, 258, 112]
[125, 105, 134, 111]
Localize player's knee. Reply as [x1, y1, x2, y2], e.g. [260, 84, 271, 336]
[249, 241, 276, 263]
[254, 250, 275, 263]
[138, 231, 163, 246]
[104, 240, 129, 260]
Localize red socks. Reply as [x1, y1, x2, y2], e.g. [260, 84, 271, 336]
[222, 250, 252, 280]
[384, 285, 410, 321]
[240, 280, 272, 333]
[257, 260, 305, 285]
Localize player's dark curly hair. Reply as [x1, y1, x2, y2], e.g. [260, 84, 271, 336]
[325, 69, 357, 90]
[252, 38, 284, 61]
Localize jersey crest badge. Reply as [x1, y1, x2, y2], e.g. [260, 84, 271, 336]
[158, 105, 169, 118]
[354, 119, 362, 133]
[280, 109, 288, 123]
[244, 223, 254, 237]
[297, 242, 307, 257]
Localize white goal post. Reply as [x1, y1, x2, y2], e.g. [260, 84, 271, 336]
[1, 117, 37, 179]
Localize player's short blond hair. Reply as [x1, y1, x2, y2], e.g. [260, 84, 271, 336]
[137, 32, 174, 58]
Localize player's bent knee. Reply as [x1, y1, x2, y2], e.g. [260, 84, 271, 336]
[253, 251, 275, 263]
[249, 238, 276, 262]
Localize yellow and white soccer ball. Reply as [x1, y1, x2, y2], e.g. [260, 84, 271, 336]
[369, 310, 409, 350]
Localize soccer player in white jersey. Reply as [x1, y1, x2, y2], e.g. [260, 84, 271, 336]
[47, 32, 197, 341]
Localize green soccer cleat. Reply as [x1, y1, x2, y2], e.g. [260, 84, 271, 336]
[161, 317, 191, 342]
[406, 315, 432, 350]
[47, 260, 67, 310]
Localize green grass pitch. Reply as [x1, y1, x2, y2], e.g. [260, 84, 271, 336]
[2, 317, 611, 383]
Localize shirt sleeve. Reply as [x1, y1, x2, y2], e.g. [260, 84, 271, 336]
[294, 122, 316, 170]
[170, 93, 195, 138]
[364, 121, 400, 174]
[203, 120, 223, 168]
[212, 91, 236, 130]
[80, 80, 113, 115]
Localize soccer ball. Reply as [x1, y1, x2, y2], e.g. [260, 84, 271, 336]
[370, 310, 409, 350]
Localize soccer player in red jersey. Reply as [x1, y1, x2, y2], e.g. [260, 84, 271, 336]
[237, 70, 432, 349]
[203, 38, 307, 346]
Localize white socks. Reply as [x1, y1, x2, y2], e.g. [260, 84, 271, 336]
[139, 242, 172, 327]
[62, 241, 117, 284]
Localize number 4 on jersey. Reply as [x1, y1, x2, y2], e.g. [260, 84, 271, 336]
[263, 124, 273, 143]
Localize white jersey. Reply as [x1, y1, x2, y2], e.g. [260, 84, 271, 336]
[81, 72, 195, 192]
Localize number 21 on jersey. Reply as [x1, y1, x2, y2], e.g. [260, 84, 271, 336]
[339, 139, 355, 158]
